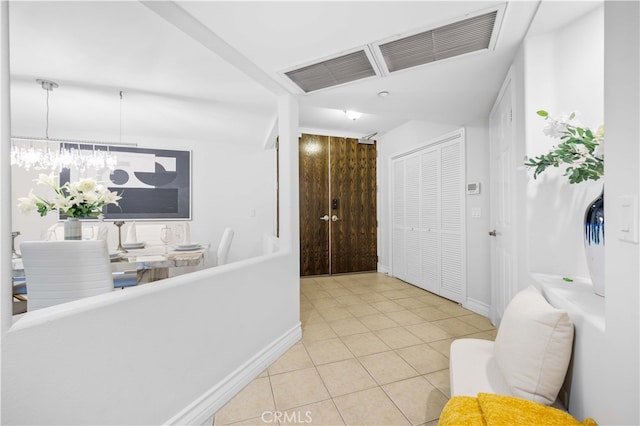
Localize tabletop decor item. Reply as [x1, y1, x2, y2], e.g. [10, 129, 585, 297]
[17, 173, 122, 240]
[11, 231, 21, 258]
[114, 221, 127, 253]
[525, 110, 605, 296]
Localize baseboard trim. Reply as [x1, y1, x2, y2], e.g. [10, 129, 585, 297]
[464, 297, 490, 317]
[377, 264, 390, 275]
[167, 323, 302, 425]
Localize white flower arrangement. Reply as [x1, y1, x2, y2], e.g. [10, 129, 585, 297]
[18, 174, 122, 218]
[525, 110, 604, 184]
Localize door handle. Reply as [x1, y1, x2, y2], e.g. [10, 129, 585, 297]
[488, 230, 497, 237]
[320, 215, 330, 222]
[331, 215, 341, 222]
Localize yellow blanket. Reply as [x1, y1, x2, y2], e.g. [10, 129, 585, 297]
[439, 393, 598, 426]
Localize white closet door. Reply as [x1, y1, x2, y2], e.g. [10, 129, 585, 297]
[392, 158, 406, 281]
[420, 150, 440, 293]
[391, 129, 465, 304]
[439, 140, 465, 303]
[405, 155, 422, 285]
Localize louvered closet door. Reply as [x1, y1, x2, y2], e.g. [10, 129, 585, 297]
[392, 158, 407, 281]
[405, 155, 422, 284]
[439, 140, 465, 302]
[420, 150, 440, 294]
[391, 129, 465, 304]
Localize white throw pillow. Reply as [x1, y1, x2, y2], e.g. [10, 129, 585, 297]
[493, 285, 574, 405]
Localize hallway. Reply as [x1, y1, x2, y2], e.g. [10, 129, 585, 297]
[214, 273, 496, 425]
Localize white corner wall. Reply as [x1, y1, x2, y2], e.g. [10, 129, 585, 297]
[2, 253, 300, 425]
[1, 94, 301, 425]
[522, 5, 604, 281]
[463, 119, 491, 314]
[602, 2, 639, 424]
[507, 3, 639, 423]
[378, 119, 492, 314]
[2, 25, 302, 422]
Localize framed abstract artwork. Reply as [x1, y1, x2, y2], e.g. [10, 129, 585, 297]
[60, 145, 191, 220]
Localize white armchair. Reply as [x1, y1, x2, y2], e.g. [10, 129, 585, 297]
[449, 286, 574, 406]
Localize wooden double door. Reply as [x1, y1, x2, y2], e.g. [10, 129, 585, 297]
[299, 134, 377, 276]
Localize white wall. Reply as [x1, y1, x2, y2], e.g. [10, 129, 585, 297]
[523, 6, 604, 280]
[517, 5, 607, 421]
[506, 3, 639, 423]
[10, 79, 276, 264]
[3, 253, 300, 425]
[2, 88, 301, 425]
[602, 2, 639, 424]
[463, 119, 492, 313]
[3, 15, 303, 421]
[378, 119, 492, 313]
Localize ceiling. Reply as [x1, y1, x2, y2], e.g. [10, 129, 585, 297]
[7, 1, 600, 144]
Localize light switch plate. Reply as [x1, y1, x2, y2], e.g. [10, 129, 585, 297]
[618, 195, 638, 243]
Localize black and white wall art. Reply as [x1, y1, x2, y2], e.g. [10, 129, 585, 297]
[60, 144, 191, 220]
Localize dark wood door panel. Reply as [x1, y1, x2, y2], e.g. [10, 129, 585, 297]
[330, 137, 377, 274]
[299, 134, 330, 276]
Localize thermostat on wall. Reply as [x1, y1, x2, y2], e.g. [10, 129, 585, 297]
[467, 182, 481, 195]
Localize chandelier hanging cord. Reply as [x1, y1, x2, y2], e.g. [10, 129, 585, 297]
[45, 85, 50, 138]
[119, 90, 123, 144]
[36, 78, 58, 139]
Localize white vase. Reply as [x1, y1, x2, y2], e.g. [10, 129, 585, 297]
[584, 188, 604, 296]
[64, 218, 82, 240]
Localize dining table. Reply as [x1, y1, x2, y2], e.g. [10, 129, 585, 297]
[11, 242, 210, 286]
[111, 242, 210, 283]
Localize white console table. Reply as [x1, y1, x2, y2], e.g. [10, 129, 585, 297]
[531, 273, 605, 422]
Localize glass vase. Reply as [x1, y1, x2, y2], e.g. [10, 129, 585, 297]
[64, 217, 82, 240]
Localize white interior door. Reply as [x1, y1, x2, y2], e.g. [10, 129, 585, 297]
[489, 73, 517, 325]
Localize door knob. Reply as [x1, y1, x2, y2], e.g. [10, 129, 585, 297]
[488, 230, 497, 237]
[320, 215, 330, 222]
[332, 215, 341, 222]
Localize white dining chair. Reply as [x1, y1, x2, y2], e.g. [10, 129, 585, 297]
[20, 240, 114, 311]
[216, 227, 234, 266]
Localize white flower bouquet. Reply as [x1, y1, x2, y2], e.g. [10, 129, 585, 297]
[18, 174, 122, 218]
[525, 110, 604, 184]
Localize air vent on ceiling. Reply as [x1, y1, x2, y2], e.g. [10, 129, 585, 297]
[378, 10, 498, 73]
[284, 50, 377, 93]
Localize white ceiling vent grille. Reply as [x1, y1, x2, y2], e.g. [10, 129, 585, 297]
[284, 50, 377, 93]
[378, 10, 498, 73]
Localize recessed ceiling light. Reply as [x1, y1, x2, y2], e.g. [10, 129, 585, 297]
[378, 91, 390, 97]
[344, 110, 362, 121]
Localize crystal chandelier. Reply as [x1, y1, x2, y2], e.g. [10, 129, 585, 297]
[10, 79, 119, 173]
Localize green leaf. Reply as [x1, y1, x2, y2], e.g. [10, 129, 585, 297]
[536, 110, 549, 117]
[562, 277, 574, 282]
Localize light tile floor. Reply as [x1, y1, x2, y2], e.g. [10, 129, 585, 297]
[214, 273, 497, 426]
